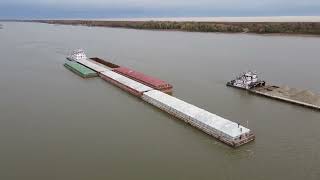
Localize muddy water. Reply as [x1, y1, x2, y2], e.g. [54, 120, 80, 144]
[0, 22, 319, 180]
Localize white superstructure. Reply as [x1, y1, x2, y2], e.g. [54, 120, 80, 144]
[67, 49, 88, 61]
[230, 71, 265, 89]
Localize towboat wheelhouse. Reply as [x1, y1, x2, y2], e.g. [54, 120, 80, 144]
[67, 49, 88, 61]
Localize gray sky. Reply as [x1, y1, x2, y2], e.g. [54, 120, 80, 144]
[5, 0, 320, 7]
[1, 0, 320, 18]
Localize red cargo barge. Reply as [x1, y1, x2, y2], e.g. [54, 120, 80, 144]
[113, 67, 173, 94]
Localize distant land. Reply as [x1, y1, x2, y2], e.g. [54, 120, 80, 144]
[11, 16, 320, 35]
[76, 16, 320, 22]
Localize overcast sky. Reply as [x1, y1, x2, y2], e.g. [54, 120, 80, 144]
[1, 0, 320, 18]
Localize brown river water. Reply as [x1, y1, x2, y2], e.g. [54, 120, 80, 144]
[0, 22, 319, 180]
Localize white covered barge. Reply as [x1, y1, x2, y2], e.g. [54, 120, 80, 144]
[142, 90, 255, 147]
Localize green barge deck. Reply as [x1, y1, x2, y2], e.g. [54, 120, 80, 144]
[64, 61, 98, 78]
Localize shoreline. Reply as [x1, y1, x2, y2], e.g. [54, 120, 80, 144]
[9, 19, 320, 36]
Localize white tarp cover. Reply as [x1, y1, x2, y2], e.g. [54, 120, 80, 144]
[143, 90, 250, 138]
[76, 59, 109, 72]
[101, 71, 153, 92]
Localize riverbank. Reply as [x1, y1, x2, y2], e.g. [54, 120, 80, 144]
[31, 20, 320, 35]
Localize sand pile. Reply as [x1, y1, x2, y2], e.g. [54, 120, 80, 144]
[291, 90, 317, 104]
[276, 85, 290, 94]
[287, 88, 300, 95]
[282, 86, 290, 91]
[269, 91, 284, 97]
[259, 85, 320, 107]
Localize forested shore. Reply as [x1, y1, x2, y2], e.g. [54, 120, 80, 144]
[32, 20, 320, 35]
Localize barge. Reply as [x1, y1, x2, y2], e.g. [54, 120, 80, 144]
[227, 71, 320, 110]
[64, 61, 97, 78]
[65, 49, 255, 147]
[67, 51, 173, 94]
[142, 90, 255, 147]
[113, 67, 173, 94]
[251, 86, 320, 110]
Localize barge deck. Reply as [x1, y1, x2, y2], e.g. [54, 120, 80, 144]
[142, 90, 255, 147]
[64, 61, 98, 78]
[251, 85, 320, 110]
[227, 84, 320, 110]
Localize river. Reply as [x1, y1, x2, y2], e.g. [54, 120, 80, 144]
[0, 22, 319, 180]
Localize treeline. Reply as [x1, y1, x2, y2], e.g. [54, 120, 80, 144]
[34, 20, 320, 35]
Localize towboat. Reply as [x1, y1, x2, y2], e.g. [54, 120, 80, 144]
[227, 71, 265, 89]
